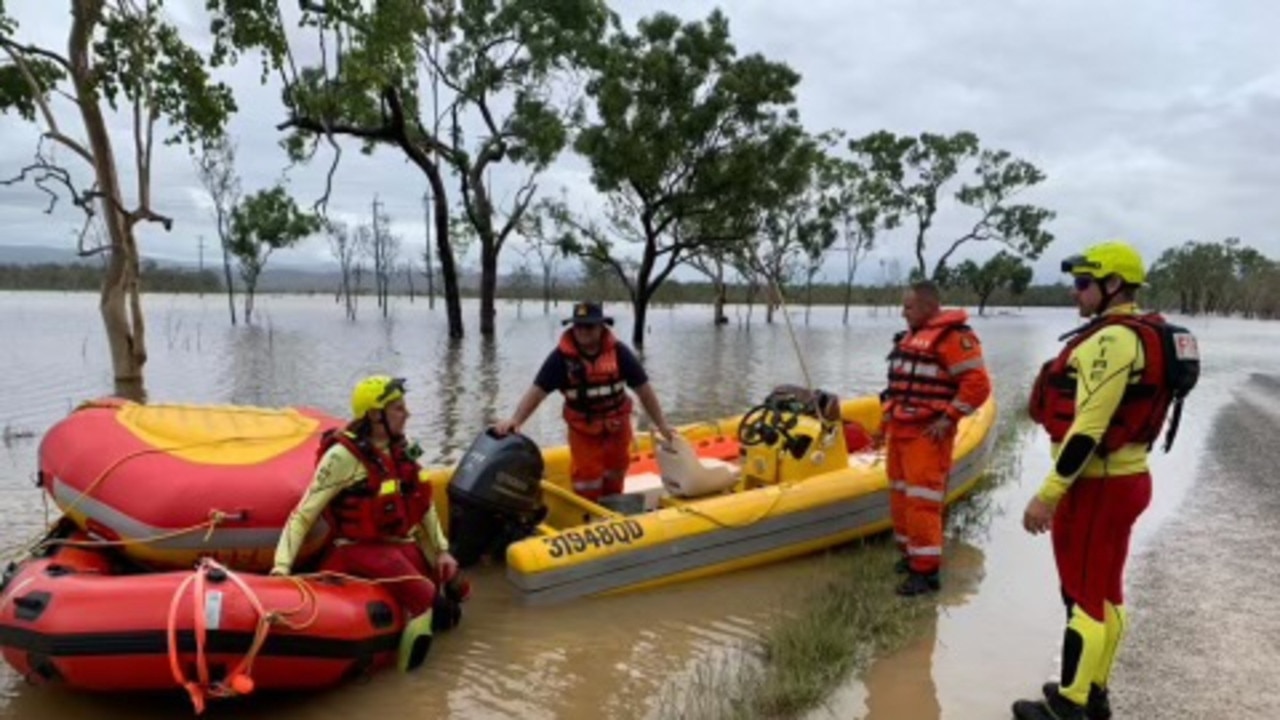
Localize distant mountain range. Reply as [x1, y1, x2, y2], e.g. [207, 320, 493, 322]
[0, 243, 500, 293]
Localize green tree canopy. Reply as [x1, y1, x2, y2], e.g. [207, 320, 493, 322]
[556, 9, 809, 347]
[953, 251, 1033, 316]
[229, 185, 320, 323]
[207, 0, 611, 338]
[848, 130, 1055, 281]
[1, 0, 236, 400]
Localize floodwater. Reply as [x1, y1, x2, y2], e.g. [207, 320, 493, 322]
[0, 291, 1273, 719]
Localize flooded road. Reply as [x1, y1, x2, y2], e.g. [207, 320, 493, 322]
[0, 292, 1273, 718]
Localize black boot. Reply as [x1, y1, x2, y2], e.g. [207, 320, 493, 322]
[895, 570, 940, 597]
[893, 556, 910, 575]
[1012, 686, 1086, 720]
[1041, 682, 1111, 720]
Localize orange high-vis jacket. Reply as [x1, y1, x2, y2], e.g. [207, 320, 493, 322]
[883, 309, 991, 429]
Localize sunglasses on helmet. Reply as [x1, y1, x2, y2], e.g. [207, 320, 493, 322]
[378, 377, 407, 403]
[1060, 255, 1101, 274]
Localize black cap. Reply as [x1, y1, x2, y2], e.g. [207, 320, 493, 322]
[562, 301, 614, 326]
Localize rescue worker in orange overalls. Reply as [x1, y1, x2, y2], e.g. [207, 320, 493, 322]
[1014, 241, 1182, 720]
[492, 301, 675, 502]
[882, 280, 991, 597]
[271, 376, 462, 673]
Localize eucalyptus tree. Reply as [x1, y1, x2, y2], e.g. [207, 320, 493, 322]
[555, 10, 809, 347]
[1, 0, 235, 400]
[207, 0, 610, 338]
[822, 156, 883, 325]
[195, 136, 242, 325]
[229, 186, 320, 324]
[848, 130, 1055, 281]
[953, 251, 1033, 316]
[517, 199, 568, 314]
[326, 219, 362, 320]
[1149, 238, 1280, 317]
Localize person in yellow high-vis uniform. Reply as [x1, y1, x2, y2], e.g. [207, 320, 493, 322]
[1014, 241, 1180, 720]
[272, 376, 462, 673]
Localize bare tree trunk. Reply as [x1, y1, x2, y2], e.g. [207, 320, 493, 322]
[422, 192, 436, 310]
[99, 225, 147, 402]
[244, 280, 257, 325]
[713, 279, 728, 325]
[632, 291, 650, 350]
[428, 171, 463, 338]
[542, 266, 553, 314]
[220, 242, 236, 325]
[480, 240, 498, 336]
[842, 278, 854, 325]
[72, 3, 146, 401]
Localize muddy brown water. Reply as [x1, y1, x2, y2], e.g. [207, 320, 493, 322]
[0, 293, 1273, 719]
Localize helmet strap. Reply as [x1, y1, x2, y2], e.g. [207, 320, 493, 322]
[1094, 275, 1121, 315]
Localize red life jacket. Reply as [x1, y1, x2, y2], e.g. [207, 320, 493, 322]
[1028, 312, 1196, 455]
[316, 430, 432, 542]
[557, 328, 633, 434]
[883, 309, 971, 425]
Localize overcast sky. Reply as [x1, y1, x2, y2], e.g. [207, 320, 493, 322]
[2, 1, 1278, 283]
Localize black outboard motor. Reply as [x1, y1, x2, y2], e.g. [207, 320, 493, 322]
[447, 429, 546, 568]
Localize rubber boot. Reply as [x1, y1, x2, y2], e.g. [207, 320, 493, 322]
[1013, 605, 1106, 719]
[1042, 682, 1111, 720]
[1012, 690, 1086, 720]
[397, 610, 434, 672]
[895, 570, 940, 597]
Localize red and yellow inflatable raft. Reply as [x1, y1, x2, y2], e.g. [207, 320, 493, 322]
[38, 399, 342, 572]
[0, 524, 402, 712]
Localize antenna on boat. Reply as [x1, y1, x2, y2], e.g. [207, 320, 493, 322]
[766, 274, 815, 394]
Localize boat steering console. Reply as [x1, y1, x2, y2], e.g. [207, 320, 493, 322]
[738, 386, 839, 460]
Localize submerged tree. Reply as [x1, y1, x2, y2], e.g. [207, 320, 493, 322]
[556, 10, 809, 347]
[326, 219, 364, 321]
[195, 136, 242, 325]
[953, 251, 1033, 316]
[1, 1, 235, 400]
[229, 186, 320, 324]
[366, 198, 399, 319]
[848, 130, 1055, 282]
[1148, 238, 1280, 318]
[207, 0, 609, 338]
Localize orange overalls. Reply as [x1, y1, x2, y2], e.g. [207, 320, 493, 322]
[883, 309, 991, 574]
[558, 330, 634, 501]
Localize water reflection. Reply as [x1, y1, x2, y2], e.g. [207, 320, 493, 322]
[4, 294, 1280, 720]
[430, 338, 468, 464]
[475, 336, 502, 429]
[862, 541, 986, 720]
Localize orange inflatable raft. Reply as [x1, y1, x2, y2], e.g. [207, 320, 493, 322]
[37, 399, 343, 572]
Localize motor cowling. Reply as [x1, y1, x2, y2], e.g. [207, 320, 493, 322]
[447, 429, 546, 568]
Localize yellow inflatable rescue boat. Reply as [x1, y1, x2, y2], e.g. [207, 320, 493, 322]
[429, 390, 998, 603]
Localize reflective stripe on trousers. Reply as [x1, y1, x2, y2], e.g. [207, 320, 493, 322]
[886, 428, 955, 574]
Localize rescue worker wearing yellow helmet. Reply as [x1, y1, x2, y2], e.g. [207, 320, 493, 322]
[1014, 240, 1194, 720]
[271, 376, 463, 673]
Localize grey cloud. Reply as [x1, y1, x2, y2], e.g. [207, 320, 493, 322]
[2, 0, 1278, 282]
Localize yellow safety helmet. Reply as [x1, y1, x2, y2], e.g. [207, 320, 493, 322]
[350, 375, 407, 419]
[1060, 240, 1147, 286]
